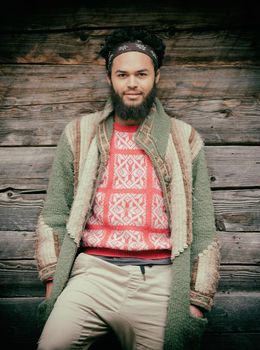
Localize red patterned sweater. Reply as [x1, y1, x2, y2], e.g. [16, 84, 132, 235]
[82, 121, 172, 259]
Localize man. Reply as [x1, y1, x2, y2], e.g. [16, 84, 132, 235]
[36, 27, 220, 350]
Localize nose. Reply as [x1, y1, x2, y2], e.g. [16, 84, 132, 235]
[127, 75, 138, 88]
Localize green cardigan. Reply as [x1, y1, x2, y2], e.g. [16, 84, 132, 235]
[35, 98, 220, 349]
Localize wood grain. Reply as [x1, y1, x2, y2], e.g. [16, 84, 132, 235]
[213, 189, 260, 232]
[1, 65, 259, 107]
[0, 147, 260, 190]
[1, 260, 259, 297]
[1, 99, 260, 146]
[1, 188, 260, 231]
[1, 231, 260, 265]
[0, 30, 259, 65]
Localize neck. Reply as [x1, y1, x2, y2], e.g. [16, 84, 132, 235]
[114, 114, 145, 126]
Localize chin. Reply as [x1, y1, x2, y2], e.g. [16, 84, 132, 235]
[124, 100, 143, 107]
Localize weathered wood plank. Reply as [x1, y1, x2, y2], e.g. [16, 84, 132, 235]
[1, 146, 259, 190]
[207, 292, 260, 332]
[0, 188, 260, 231]
[202, 333, 260, 350]
[213, 189, 260, 232]
[0, 297, 42, 350]
[217, 265, 260, 292]
[206, 146, 260, 188]
[0, 190, 43, 231]
[1, 231, 260, 265]
[219, 232, 260, 265]
[0, 30, 259, 64]
[0, 231, 36, 259]
[0, 147, 54, 190]
[0, 260, 44, 297]
[1, 259, 259, 297]
[1, 99, 260, 146]
[165, 98, 260, 145]
[0, 1, 258, 32]
[1, 65, 259, 107]
[0, 101, 104, 146]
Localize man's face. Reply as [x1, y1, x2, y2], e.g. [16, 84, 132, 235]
[107, 51, 160, 122]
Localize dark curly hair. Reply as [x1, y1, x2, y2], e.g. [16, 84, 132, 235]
[99, 27, 166, 74]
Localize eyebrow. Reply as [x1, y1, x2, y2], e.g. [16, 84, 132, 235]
[115, 69, 149, 74]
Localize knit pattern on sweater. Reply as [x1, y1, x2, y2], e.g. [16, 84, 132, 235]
[82, 122, 171, 258]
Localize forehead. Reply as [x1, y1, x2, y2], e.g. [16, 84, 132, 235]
[111, 51, 154, 72]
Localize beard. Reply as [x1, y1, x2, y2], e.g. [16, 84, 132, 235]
[110, 83, 157, 121]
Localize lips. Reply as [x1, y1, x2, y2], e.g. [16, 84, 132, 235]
[124, 92, 142, 96]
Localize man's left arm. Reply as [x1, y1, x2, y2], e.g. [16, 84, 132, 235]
[190, 141, 220, 314]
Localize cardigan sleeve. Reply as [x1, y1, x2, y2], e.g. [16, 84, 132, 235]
[190, 142, 220, 311]
[35, 127, 75, 282]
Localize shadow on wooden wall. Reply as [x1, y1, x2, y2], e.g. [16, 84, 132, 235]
[0, 1, 260, 349]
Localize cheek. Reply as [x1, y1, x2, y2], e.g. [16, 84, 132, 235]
[111, 80, 125, 92]
[143, 80, 155, 93]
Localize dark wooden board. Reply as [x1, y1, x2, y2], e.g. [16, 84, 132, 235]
[1, 231, 259, 265]
[1, 147, 260, 190]
[1, 99, 260, 146]
[1, 65, 259, 107]
[0, 30, 259, 65]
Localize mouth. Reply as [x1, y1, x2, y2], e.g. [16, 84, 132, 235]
[124, 92, 143, 100]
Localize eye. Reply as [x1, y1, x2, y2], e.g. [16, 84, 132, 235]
[138, 72, 147, 77]
[117, 73, 126, 78]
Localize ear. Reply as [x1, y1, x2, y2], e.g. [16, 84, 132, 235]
[106, 74, 112, 86]
[155, 69, 160, 84]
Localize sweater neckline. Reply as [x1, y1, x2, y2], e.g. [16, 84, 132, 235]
[113, 121, 139, 132]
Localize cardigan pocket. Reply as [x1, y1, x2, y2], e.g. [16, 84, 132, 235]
[37, 297, 56, 330]
[37, 299, 48, 329]
[185, 313, 208, 350]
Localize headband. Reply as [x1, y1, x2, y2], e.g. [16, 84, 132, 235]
[107, 40, 158, 71]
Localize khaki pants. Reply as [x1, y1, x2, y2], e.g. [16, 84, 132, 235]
[38, 253, 172, 350]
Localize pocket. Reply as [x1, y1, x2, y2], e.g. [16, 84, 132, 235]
[189, 313, 208, 328]
[70, 253, 89, 278]
[186, 313, 208, 349]
[37, 299, 49, 329]
[37, 297, 56, 330]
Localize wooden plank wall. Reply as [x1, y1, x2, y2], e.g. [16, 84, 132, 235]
[0, 1, 259, 349]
